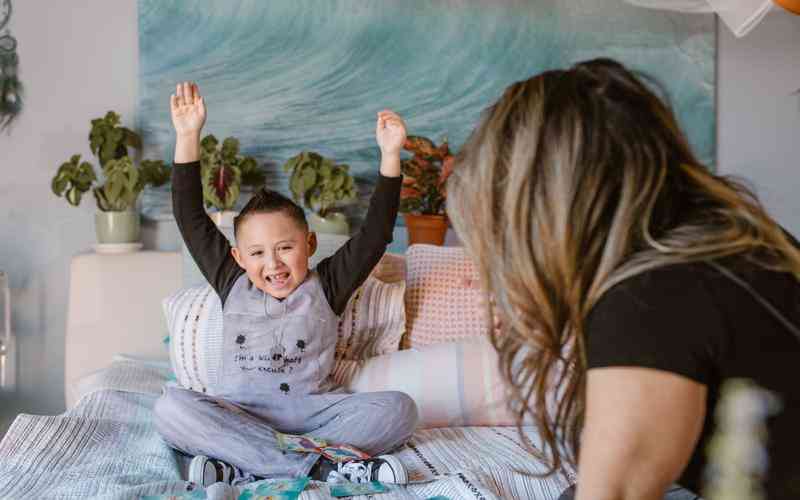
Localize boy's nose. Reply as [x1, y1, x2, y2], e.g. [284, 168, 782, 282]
[264, 252, 282, 269]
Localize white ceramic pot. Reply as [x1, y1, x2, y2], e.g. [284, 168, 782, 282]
[208, 210, 238, 228]
[307, 212, 349, 235]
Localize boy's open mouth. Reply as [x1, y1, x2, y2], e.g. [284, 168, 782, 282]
[266, 272, 291, 288]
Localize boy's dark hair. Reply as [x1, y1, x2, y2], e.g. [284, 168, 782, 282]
[233, 188, 308, 238]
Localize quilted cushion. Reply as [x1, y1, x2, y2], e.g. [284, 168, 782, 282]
[404, 244, 491, 348]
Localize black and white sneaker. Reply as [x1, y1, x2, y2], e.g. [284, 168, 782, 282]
[328, 455, 408, 485]
[188, 455, 241, 486]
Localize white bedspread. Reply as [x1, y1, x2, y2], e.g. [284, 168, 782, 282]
[0, 357, 572, 499]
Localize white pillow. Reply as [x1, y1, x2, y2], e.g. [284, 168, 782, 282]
[163, 276, 405, 394]
[331, 338, 520, 429]
[162, 284, 224, 394]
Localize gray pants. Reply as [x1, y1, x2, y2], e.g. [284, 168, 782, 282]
[153, 385, 419, 479]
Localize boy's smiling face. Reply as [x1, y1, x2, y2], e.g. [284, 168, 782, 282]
[231, 211, 317, 299]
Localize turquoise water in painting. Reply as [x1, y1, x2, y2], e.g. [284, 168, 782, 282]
[137, 0, 715, 218]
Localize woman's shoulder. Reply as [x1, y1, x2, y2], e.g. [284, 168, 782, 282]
[586, 253, 799, 372]
[594, 252, 796, 316]
[591, 260, 715, 316]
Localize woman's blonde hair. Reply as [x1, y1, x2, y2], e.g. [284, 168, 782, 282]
[446, 58, 800, 476]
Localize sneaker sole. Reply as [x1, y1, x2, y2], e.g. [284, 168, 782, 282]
[377, 454, 408, 485]
[188, 456, 210, 486]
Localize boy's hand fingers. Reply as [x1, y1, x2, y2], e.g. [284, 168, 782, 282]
[379, 109, 401, 120]
[179, 82, 186, 105]
[170, 94, 178, 110]
[385, 118, 403, 129]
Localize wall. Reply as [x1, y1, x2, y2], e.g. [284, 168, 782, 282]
[0, 2, 798, 437]
[0, 0, 139, 432]
[717, 9, 800, 237]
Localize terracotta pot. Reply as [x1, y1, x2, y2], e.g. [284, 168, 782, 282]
[404, 213, 448, 246]
[775, 0, 800, 14]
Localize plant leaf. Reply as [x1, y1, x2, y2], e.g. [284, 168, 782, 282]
[66, 186, 81, 206]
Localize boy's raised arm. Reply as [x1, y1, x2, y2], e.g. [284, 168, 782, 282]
[317, 110, 406, 315]
[171, 82, 242, 302]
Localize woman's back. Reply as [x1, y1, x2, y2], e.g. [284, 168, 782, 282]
[586, 252, 800, 497]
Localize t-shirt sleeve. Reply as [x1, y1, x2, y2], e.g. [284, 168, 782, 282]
[172, 161, 243, 304]
[316, 173, 402, 315]
[585, 265, 725, 385]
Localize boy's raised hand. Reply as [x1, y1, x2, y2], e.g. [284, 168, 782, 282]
[170, 81, 206, 136]
[375, 110, 407, 157]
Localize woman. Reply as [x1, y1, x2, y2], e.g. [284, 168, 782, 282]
[446, 58, 800, 500]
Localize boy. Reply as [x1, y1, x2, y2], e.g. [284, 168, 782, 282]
[154, 82, 418, 487]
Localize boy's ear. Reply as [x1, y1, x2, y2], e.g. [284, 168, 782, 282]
[307, 231, 317, 257]
[231, 246, 245, 269]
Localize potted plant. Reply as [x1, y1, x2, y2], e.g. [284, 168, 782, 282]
[281, 151, 357, 235]
[399, 135, 455, 245]
[199, 134, 265, 227]
[50, 111, 169, 245]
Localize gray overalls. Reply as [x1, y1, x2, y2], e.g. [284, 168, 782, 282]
[154, 272, 418, 479]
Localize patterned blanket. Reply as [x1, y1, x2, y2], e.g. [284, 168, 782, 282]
[0, 357, 572, 499]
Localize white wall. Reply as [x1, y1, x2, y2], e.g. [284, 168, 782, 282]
[717, 9, 800, 236]
[0, 2, 798, 437]
[0, 0, 138, 432]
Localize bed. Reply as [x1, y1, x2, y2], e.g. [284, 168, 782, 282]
[0, 251, 572, 499]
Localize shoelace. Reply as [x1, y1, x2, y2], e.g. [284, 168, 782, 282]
[337, 461, 374, 484]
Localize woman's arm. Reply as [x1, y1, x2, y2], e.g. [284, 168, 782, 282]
[575, 367, 706, 500]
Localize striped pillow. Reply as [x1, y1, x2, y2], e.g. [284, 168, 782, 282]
[163, 277, 405, 394]
[334, 278, 406, 360]
[162, 284, 223, 394]
[332, 338, 519, 428]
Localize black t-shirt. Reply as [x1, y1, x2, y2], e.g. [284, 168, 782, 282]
[586, 252, 800, 498]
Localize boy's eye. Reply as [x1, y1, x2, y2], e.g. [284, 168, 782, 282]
[278, 246, 292, 252]
[250, 251, 263, 257]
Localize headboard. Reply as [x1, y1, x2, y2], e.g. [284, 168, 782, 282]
[65, 251, 182, 408]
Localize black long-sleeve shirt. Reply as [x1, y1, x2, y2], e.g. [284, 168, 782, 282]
[171, 161, 401, 314]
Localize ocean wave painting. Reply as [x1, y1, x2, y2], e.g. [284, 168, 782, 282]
[137, 0, 715, 219]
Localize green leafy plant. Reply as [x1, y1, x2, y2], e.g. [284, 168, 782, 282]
[399, 135, 455, 215]
[51, 111, 169, 211]
[89, 111, 142, 167]
[92, 157, 140, 212]
[281, 151, 357, 218]
[200, 134, 264, 210]
[51, 155, 97, 207]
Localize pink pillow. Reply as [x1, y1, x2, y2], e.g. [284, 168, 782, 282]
[403, 244, 490, 348]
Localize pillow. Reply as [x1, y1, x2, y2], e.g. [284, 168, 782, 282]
[331, 338, 519, 428]
[163, 276, 405, 394]
[404, 244, 490, 348]
[162, 284, 224, 394]
[369, 252, 406, 284]
[334, 277, 406, 361]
